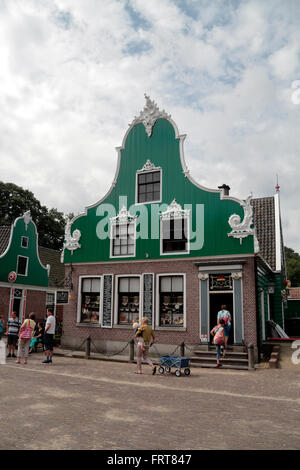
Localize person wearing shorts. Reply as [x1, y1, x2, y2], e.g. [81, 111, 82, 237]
[6, 312, 21, 358]
[217, 304, 232, 356]
[42, 308, 56, 364]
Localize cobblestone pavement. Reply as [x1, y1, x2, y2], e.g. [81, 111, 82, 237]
[1, 352, 300, 450]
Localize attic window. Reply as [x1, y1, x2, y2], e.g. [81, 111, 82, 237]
[17, 256, 28, 276]
[137, 170, 161, 203]
[21, 237, 28, 248]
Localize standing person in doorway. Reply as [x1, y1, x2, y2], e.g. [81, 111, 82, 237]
[6, 312, 21, 358]
[217, 304, 232, 356]
[42, 308, 56, 364]
[16, 313, 36, 365]
[135, 317, 156, 375]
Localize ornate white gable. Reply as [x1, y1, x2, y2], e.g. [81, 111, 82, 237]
[131, 94, 171, 137]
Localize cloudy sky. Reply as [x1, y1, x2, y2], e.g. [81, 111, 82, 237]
[0, 0, 300, 253]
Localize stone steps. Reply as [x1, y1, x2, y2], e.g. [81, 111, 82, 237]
[190, 345, 250, 370]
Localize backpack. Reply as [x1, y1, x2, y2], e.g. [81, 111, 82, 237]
[213, 326, 224, 345]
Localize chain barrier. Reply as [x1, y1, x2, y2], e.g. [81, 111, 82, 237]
[60, 335, 200, 360]
[63, 337, 89, 357]
[90, 338, 130, 358]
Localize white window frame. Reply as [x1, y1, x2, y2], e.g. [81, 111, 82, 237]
[114, 274, 142, 327]
[110, 220, 137, 259]
[16, 255, 29, 276]
[160, 216, 190, 256]
[156, 273, 186, 330]
[77, 275, 102, 325]
[135, 167, 162, 206]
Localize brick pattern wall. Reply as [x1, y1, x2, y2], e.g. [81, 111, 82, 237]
[242, 257, 257, 346]
[63, 256, 258, 351]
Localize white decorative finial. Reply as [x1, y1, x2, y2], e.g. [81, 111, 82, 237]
[130, 94, 171, 137]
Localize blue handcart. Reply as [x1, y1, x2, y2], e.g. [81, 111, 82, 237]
[158, 355, 191, 377]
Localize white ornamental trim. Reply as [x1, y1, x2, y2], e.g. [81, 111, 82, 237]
[198, 273, 209, 281]
[228, 195, 254, 244]
[161, 199, 190, 219]
[137, 159, 161, 173]
[23, 211, 32, 231]
[63, 217, 81, 255]
[231, 272, 242, 280]
[110, 206, 137, 224]
[131, 93, 171, 137]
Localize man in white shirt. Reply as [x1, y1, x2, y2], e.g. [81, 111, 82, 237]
[42, 308, 56, 364]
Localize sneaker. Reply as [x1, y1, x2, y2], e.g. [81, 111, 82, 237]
[42, 359, 50, 363]
[12, 354, 16, 358]
[7, 353, 11, 358]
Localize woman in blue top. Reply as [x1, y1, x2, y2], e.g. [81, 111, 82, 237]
[217, 304, 232, 356]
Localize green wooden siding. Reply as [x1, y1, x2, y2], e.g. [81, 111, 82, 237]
[64, 118, 255, 264]
[0, 217, 49, 287]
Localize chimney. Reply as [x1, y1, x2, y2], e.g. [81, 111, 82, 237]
[218, 184, 230, 196]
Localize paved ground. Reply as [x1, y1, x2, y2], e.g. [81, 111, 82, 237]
[1, 351, 300, 450]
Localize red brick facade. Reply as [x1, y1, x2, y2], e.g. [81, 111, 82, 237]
[62, 255, 257, 352]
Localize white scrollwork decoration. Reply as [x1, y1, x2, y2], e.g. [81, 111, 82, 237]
[110, 206, 137, 224]
[138, 159, 160, 173]
[23, 211, 32, 231]
[131, 94, 171, 137]
[63, 217, 81, 255]
[161, 199, 190, 219]
[231, 272, 242, 280]
[198, 273, 209, 281]
[228, 195, 254, 244]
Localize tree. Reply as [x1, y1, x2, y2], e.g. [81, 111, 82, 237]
[0, 181, 65, 250]
[285, 246, 300, 287]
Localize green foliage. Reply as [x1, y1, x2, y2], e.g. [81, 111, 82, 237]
[0, 181, 65, 250]
[285, 246, 300, 287]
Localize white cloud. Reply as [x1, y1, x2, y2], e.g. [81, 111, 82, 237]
[0, 0, 299, 254]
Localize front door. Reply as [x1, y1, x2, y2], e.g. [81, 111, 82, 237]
[209, 293, 234, 345]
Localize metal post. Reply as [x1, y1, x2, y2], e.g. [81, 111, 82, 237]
[85, 336, 91, 359]
[129, 339, 135, 363]
[248, 343, 255, 370]
[180, 342, 185, 357]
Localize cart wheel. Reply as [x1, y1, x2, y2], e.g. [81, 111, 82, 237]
[158, 367, 164, 374]
[175, 369, 181, 377]
[184, 368, 191, 376]
[165, 366, 171, 373]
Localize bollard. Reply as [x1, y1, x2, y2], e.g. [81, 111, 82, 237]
[129, 339, 135, 363]
[180, 341, 185, 357]
[248, 343, 255, 370]
[85, 336, 91, 359]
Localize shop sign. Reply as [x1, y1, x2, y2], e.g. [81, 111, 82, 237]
[56, 290, 69, 304]
[8, 271, 17, 283]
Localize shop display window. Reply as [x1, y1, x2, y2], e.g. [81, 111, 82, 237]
[118, 277, 140, 325]
[80, 278, 101, 323]
[162, 218, 188, 253]
[159, 275, 184, 327]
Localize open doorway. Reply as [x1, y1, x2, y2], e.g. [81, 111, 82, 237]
[209, 293, 234, 345]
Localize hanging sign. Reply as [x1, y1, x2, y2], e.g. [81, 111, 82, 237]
[8, 271, 17, 283]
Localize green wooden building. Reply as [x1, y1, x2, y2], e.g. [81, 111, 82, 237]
[62, 95, 286, 358]
[0, 211, 65, 324]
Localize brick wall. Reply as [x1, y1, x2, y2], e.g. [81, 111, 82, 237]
[242, 257, 258, 347]
[62, 256, 258, 352]
[0, 287, 11, 323]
